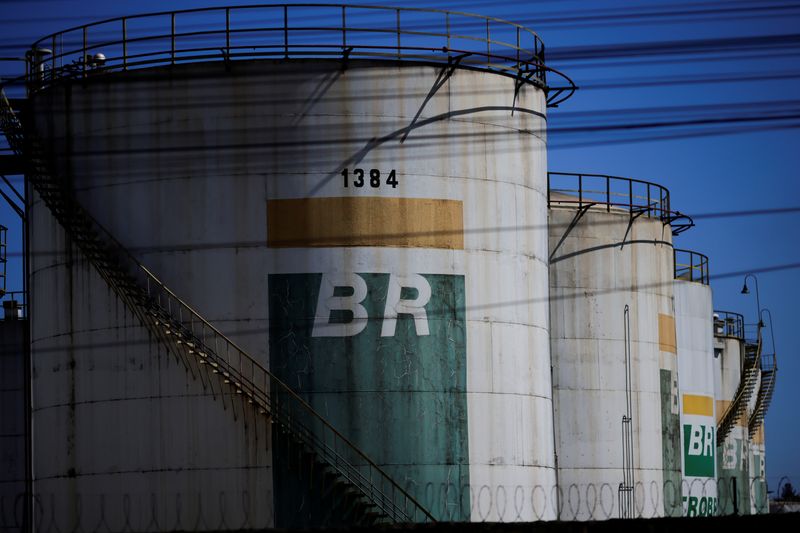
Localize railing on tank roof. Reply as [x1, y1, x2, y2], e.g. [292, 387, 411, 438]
[1, 291, 26, 319]
[674, 248, 709, 285]
[547, 172, 695, 234]
[713, 310, 745, 340]
[26, 4, 575, 105]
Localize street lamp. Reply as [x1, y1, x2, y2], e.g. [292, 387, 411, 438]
[760, 308, 777, 356]
[740, 273, 764, 328]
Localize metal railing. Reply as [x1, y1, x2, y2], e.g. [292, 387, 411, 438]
[674, 248, 709, 285]
[137, 263, 433, 523]
[748, 350, 777, 437]
[26, 4, 575, 104]
[717, 324, 762, 442]
[0, 86, 434, 524]
[547, 172, 694, 234]
[1, 290, 26, 319]
[713, 310, 744, 340]
[548, 172, 671, 219]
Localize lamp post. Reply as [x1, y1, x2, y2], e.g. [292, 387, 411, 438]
[760, 308, 777, 357]
[740, 273, 764, 328]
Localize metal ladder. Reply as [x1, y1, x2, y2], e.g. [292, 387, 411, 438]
[748, 352, 777, 438]
[0, 88, 434, 526]
[717, 328, 762, 442]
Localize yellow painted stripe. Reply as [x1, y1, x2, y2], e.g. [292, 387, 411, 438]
[683, 394, 714, 416]
[267, 197, 464, 249]
[658, 314, 677, 354]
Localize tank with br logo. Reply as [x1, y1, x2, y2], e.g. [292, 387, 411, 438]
[25, 5, 574, 526]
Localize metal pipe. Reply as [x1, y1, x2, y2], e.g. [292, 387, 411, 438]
[628, 179, 632, 211]
[82, 27, 87, 77]
[122, 19, 127, 70]
[486, 19, 490, 65]
[446, 12, 451, 50]
[226, 8, 230, 56]
[22, 144, 32, 533]
[283, 6, 289, 58]
[341, 6, 346, 49]
[396, 9, 401, 60]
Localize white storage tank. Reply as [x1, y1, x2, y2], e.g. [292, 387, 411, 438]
[23, 5, 574, 527]
[673, 250, 717, 517]
[548, 172, 683, 520]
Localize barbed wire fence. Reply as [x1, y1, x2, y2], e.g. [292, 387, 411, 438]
[0, 476, 780, 531]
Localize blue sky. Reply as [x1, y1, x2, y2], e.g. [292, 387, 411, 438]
[1, 0, 798, 495]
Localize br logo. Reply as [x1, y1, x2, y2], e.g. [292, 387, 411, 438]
[683, 423, 715, 477]
[312, 273, 432, 337]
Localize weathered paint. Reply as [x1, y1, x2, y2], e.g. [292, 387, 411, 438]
[266, 197, 464, 249]
[674, 281, 716, 516]
[549, 207, 677, 520]
[269, 273, 468, 519]
[658, 314, 678, 354]
[30, 58, 553, 526]
[660, 369, 683, 516]
[749, 443, 768, 514]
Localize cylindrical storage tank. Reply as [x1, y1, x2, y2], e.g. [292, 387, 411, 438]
[25, 6, 568, 528]
[673, 251, 717, 517]
[548, 173, 682, 520]
[711, 312, 750, 515]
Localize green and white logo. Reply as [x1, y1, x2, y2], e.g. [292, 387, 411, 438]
[268, 272, 470, 520]
[683, 423, 715, 477]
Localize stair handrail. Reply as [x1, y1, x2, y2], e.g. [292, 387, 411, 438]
[748, 351, 777, 436]
[717, 324, 762, 441]
[0, 86, 435, 524]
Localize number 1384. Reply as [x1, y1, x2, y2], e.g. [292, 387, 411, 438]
[342, 168, 398, 188]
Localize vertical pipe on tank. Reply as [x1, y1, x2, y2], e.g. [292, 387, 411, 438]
[620, 304, 635, 518]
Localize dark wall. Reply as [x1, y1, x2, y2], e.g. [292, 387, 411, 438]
[0, 317, 27, 530]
